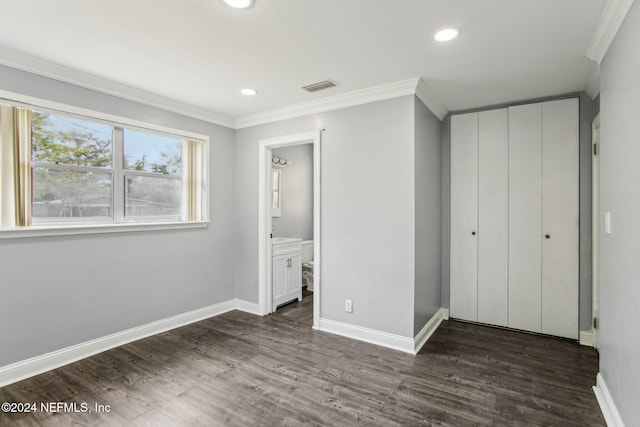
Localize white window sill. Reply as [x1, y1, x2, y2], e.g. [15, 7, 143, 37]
[0, 221, 210, 239]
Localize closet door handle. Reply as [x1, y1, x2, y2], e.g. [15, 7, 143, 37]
[545, 234, 550, 239]
[471, 231, 476, 236]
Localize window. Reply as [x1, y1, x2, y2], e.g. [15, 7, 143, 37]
[32, 111, 114, 221]
[0, 100, 208, 234]
[122, 128, 183, 219]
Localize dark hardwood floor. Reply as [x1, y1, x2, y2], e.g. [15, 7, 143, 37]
[1, 290, 604, 426]
[274, 288, 314, 326]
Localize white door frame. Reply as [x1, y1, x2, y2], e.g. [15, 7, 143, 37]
[592, 113, 600, 347]
[258, 130, 321, 329]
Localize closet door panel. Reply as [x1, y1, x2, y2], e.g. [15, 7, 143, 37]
[477, 108, 509, 327]
[541, 98, 579, 339]
[450, 113, 478, 322]
[508, 103, 542, 333]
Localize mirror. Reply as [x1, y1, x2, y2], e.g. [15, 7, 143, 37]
[271, 169, 281, 217]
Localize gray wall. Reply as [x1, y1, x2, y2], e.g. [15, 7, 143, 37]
[235, 96, 417, 337]
[0, 65, 236, 366]
[441, 95, 594, 331]
[598, 1, 640, 423]
[413, 97, 442, 335]
[272, 144, 313, 240]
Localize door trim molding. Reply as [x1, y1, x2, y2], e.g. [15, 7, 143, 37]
[592, 113, 600, 348]
[258, 130, 321, 328]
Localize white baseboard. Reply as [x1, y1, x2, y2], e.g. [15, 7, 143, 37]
[233, 298, 261, 315]
[414, 308, 449, 354]
[594, 373, 627, 427]
[319, 308, 447, 355]
[1, 301, 447, 388]
[0, 298, 245, 388]
[318, 318, 415, 354]
[580, 329, 596, 347]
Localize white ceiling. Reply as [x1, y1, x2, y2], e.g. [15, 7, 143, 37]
[0, 0, 605, 127]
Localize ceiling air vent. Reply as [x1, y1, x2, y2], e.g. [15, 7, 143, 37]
[301, 79, 338, 93]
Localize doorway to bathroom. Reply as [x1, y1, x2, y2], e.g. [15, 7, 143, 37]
[258, 130, 321, 329]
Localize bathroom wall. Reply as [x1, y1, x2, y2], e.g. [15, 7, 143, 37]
[235, 96, 419, 337]
[0, 65, 236, 367]
[272, 144, 314, 240]
[413, 97, 442, 335]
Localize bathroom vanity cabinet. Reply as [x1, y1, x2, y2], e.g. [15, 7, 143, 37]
[272, 238, 302, 310]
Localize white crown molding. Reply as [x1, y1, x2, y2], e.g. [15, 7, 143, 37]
[235, 77, 448, 129]
[593, 373, 627, 427]
[235, 78, 418, 129]
[0, 44, 236, 129]
[586, 0, 635, 64]
[0, 44, 450, 130]
[415, 78, 448, 121]
[585, 65, 601, 100]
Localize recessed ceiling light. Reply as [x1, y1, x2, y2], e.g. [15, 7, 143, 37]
[241, 88, 257, 96]
[221, 0, 254, 9]
[434, 28, 459, 42]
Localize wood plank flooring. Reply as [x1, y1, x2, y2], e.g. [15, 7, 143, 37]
[275, 288, 314, 326]
[0, 292, 604, 426]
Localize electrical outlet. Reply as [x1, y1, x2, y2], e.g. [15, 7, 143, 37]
[345, 299, 353, 313]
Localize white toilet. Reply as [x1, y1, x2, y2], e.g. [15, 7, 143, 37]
[301, 240, 314, 292]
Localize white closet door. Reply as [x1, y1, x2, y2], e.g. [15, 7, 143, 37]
[477, 108, 509, 327]
[541, 98, 579, 339]
[508, 103, 542, 333]
[450, 113, 478, 322]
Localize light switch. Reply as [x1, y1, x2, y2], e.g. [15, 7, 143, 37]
[604, 212, 612, 234]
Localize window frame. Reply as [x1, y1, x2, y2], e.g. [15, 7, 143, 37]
[0, 91, 210, 238]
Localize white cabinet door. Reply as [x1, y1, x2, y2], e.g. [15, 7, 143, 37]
[273, 250, 302, 310]
[272, 254, 289, 309]
[450, 113, 479, 322]
[508, 103, 543, 333]
[477, 108, 509, 327]
[541, 98, 579, 339]
[287, 253, 302, 302]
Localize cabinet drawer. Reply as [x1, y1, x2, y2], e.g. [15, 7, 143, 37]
[273, 241, 301, 256]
